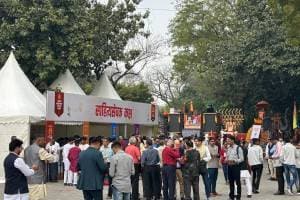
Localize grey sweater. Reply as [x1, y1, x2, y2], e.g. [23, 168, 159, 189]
[207, 145, 219, 168]
[109, 150, 135, 193]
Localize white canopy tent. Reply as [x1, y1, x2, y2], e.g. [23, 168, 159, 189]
[48, 69, 85, 95]
[0, 52, 46, 182]
[47, 69, 85, 127]
[91, 73, 122, 100]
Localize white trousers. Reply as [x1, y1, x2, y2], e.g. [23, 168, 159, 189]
[63, 160, 71, 184]
[234, 170, 252, 196]
[268, 159, 276, 178]
[4, 193, 29, 200]
[67, 171, 78, 185]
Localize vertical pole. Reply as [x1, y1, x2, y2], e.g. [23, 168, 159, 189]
[124, 124, 127, 138]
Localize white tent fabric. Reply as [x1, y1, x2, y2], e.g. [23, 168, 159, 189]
[91, 73, 122, 100]
[0, 52, 46, 119]
[0, 52, 46, 183]
[48, 69, 85, 95]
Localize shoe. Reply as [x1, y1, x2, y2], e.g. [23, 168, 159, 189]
[274, 192, 285, 195]
[247, 195, 252, 198]
[253, 190, 259, 194]
[288, 189, 294, 195]
[212, 192, 219, 196]
[64, 183, 67, 186]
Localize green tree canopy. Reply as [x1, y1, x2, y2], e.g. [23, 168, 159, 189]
[0, 0, 148, 90]
[170, 0, 300, 127]
[116, 82, 153, 103]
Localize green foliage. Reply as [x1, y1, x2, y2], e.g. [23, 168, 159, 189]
[0, 0, 147, 89]
[89, 0, 149, 80]
[116, 82, 153, 103]
[170, 0, 300, 127]
[268, 0, 300, 46]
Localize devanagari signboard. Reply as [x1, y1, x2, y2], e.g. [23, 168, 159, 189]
[46, 91, 158, 125]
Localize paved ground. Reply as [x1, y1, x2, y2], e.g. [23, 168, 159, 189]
[0, 168, 298, 200]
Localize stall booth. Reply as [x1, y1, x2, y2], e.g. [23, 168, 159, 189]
[45, 91, 159, 141]
[0, 52, 46, 182]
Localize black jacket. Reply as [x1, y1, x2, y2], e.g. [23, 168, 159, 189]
[182, 149, 200, 177]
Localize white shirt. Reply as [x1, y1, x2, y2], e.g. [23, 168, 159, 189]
[79, 144, 89, 151]
[46, 142, 60, 163]
[4, 155, 34, 199]
[296, 148, 300, 168]
[14, 157, 35, 177]
[281, 143, 297, 165]
[62, 143, 74, 162]
[247, 145, 263, 166]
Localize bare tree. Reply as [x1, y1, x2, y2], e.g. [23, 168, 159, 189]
[108, 35, 167, 87]
[147, 66, 184, 106]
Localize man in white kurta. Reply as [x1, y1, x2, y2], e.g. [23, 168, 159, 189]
[4, 138, 38, 200]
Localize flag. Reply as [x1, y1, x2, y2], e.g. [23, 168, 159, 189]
[190, 101, 194, 113]
[293, 101, 298, 129]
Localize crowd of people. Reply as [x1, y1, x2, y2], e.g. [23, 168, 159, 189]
[3, 133, 300, 200]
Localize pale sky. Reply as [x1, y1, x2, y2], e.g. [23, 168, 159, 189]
[138, 0, 176, 36]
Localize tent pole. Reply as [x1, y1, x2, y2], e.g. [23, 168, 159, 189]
[124, 124, 127, 138]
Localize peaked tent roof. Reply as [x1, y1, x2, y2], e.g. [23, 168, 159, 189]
[0, 52, 45, 118]
[91, 73, 122, 100]
[48, 69, 85, 95]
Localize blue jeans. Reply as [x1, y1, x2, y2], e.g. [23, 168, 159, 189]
[222, 164, 229, 182]
[283, 164, 299, 190]
[200, 171, 210, 198]
[112, 186, 130, 200]
[208, 168, 218, 193]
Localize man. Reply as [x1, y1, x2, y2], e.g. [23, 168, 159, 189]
[239, 141, 252, 198]
[63, 137, 75, 185]
[109, 141, 135, 200]
[195, 137, 211, 200]
[77, 136, 107, 200]
[118, 136, 127, 150]
[162, 139, 180, 200]
[157, 139, 166, 167]
[174, 139, 184, 200]
[4, 139, 38, 200]
[226, 135, 244, 200]
[248, 138, 264, 194]
[207, 138, 220, 196]
[141, 139, 161, 200]
[79, 137, 89, 151]
[220, 141, 229, 184]
[100, 137, 114, 198]
[265, 139, 276, 180]
[24, 136, 55, 200]
[271, 137, 285, 195]
[125, 136, 141, 200]
[281, 137, 298, 195]
[45, 137, 60, 182]
[296, 140, 300, 193]
[68, 138, 81, 186]
[182, 140, 200, 200]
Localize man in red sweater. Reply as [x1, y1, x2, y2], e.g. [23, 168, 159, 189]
[125, 136, 141, 200]
[162, 139, 180, 200]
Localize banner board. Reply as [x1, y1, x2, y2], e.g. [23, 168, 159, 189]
[45, 121, 55, 143]
[184, 114, 201, 129]
[46, 91, 158, 125]
[251, 125, 261, 139]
